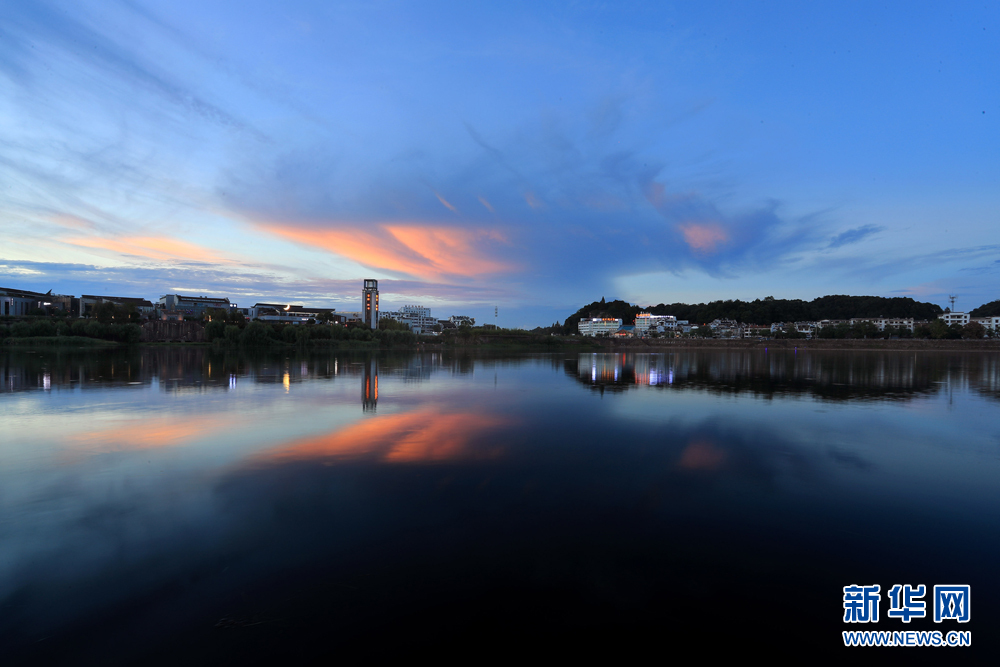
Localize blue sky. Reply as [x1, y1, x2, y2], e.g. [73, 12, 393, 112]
[1, 1, 997, 326]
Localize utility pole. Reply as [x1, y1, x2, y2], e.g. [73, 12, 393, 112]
[494, 305, 498, 330]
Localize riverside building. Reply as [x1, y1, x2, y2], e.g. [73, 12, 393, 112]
[578, 317, 622, 336]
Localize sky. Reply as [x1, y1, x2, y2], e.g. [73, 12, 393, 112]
[0, 1, 997, 327]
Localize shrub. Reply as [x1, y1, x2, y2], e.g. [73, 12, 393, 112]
[224, 325, 241, 345]
[241, 321, 272, 346]
[29, 320, 56, 337]
[205, 320, 226, 342]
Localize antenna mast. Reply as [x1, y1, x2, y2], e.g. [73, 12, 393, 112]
[948, 295, 957, 312]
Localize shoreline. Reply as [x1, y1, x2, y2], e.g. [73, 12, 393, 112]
[4, 336, 1000, 352]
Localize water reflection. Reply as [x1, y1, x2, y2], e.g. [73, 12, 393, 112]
[568, 350, 1000, 402]
[255, 408, 508, 465]
[363, 356, 378, 412]
[2, 348, 1000, 662]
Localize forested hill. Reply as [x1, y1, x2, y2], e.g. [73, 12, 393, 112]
[560, 295, 947, 333]
[970, 300, 1000, 317]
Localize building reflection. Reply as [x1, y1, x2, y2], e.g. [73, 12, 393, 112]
[566, 351, 1000, 403]
[3, 348, 1000, 405]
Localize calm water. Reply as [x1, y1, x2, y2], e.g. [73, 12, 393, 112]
[2, 348, 999, 663]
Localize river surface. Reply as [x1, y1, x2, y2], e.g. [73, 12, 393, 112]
[2, 348, 999, 663]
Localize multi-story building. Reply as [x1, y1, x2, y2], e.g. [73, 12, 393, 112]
[363, 279, 379, 329]
[743, 325, 771, 338]
[973, 316, 1000, 332]
[157, 294, 233, 321]
[578, 317, 622, 336]
[248, 303, 336, 324]
[634, 313, 677, 335]
[1, 287, 72, 316]
[850, 317, 915, 332]
[938, 312, 970, 327]
[380, 305, 437, 333]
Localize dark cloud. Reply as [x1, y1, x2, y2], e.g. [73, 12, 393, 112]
[826, 224, 884, 249]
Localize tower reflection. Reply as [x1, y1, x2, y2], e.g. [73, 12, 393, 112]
[363, 356, 378, 412]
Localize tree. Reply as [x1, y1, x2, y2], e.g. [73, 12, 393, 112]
[961, 321, 986, 339]
[94, 301, 117, 324]
[970, 300, 1000, 317]
[379, 317, 408, 331]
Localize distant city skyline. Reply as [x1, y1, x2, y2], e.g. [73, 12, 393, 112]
[1, 2, 997, 327]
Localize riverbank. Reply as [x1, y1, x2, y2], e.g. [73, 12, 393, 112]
[4, 334, 999, 352]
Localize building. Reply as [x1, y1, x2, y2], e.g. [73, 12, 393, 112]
[363, 279, 379, 329]
[614, 325, 636, 337]
[449, 315, 476, 326]
[973, 316, 1000, 332]
[157, 294, 233, 320]
[850, 317, 915, 332]
[939, 312, 971, 327]
[743, 324, 771, 338]
[634, 313, 677, 335]
[79, 294, 154, 318]
[1, 287, 72, 316]
[380, 305, 438, 333]
[248, 303, 336, 324]
[708, 318, 743, 338]
[578, 317, 622, 336]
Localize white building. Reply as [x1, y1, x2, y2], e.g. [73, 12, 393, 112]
[850, 317, 915, 332]
[381, 304, 437, 333]
[578, 317, 622, 336]
[973, 316, 1000, 331]
[939, 312, 970, 327]
[634, 313, 677, 335]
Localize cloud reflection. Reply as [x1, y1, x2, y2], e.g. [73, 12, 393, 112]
[255, 408, 508, 465]
[678, 439, 727, 471]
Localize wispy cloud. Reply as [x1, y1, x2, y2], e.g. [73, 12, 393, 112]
[827, 224, 884, 249]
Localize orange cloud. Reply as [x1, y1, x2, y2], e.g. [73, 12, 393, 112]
[679, 223, 727, 254]
[478, 196, 495, 213]
[524, 192, 544, 209]
[256, 408, 507, 464]
[258, 222, 511, 281]
[66, 236, 224, 263]
[678, 439, 726, 470]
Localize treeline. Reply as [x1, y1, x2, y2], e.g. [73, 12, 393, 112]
[1, 319, 142, 343]
[205, 320, 418, 347]
[560, 295, 950, 333]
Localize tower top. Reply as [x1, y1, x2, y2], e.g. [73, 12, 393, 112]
[364, 279, 378, 290]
